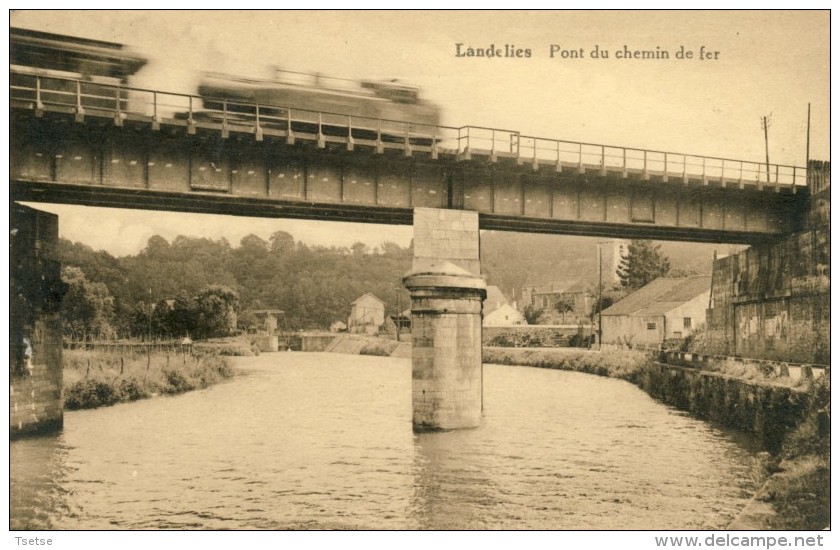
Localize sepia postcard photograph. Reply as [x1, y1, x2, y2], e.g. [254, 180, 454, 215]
[6, 8, 831, 545]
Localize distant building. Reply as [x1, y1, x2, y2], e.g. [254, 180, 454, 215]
[600, 276, 711, 346]
[598, 239, 628, 285]
[348, 293, 386, 335]
[483, 286, 526, 327]
[384, 309, 412, 340]
[329, 321, 348, 333]
[252, 309, 285, 333]
[521, 280, 593, 323]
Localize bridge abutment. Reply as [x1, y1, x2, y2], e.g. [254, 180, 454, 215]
[405, 208, 486, 431]
[706, 162, 830, 363]
[10, 204, 65, 438]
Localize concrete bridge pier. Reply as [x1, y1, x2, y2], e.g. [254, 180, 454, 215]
[404, 208, 486, 431]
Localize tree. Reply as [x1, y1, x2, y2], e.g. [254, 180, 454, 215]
[239, 234, 269, 254]
[269, 231, 295, 254]
[591, 295, 618, 317]
[523, 304, 544, 325]
[126, 301, 153, 340]
[351, 242, 369, 256]
[167, 292, 198, 338]
[554, 295, 576, 323]
[194, 285, 240, 338]
[61, 266, 116, 340]
[616, 240, 671, 290]
[151, 299, 172, 337]
[142, 235, 171, 258]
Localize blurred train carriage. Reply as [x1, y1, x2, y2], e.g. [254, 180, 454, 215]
[10, 26, 442, 147]
[10, 27, 148, 116]
[187, 69, 442, 145]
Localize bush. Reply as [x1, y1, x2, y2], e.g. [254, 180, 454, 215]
[62, 350, 235, 410]
[162, 368, 196, 394]
[117, 379, 148, 402]
[65, 379, 122, 410]
[487, 334, 515, 347]
[568, 332, 594, 348]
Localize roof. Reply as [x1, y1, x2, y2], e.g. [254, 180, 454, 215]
[601, 276, 711, 317]
[351, 293, 385, 306]
[485, 303, 523, 318]
[483, 285, 510, 315]
[11, 27, 148, 78]
[526, 279, 589, 295]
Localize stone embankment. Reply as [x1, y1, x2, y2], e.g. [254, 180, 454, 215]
[325, 334, 411, 358]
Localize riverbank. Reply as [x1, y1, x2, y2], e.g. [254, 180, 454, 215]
[63, 349, 236, 410]
[482, 346, 830, 530]
[325, 334, 412, 358]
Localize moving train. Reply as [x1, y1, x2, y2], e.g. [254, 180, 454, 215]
[10, 27, 442, 143]
[192, 69, 441, 142]
[10, 27, 147, 112]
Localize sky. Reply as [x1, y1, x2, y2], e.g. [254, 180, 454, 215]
[8, 10, 830, 257]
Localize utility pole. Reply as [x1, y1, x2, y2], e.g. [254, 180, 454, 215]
[394, 286, 402, 339]
[148, 287, 152, 344]
[761, 113, 772, 183]
[806, 103, 811, 186]
[597, 243, 603, 350]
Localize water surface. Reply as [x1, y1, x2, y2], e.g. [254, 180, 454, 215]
[11, 352, 760, 529]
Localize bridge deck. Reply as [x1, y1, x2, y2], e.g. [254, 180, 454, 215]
[10, 70, 809, 244]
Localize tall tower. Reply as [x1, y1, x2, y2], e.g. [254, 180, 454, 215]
[598, 239, 628, 285]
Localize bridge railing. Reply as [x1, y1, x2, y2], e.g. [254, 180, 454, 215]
[10, 69, 806, 188]
[515, 136, 805, 188]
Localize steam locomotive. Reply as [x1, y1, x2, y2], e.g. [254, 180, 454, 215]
[10, 27, 442, 144]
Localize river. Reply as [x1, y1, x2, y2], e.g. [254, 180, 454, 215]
[10, 352, 762, 530]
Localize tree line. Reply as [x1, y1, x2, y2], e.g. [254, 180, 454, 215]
[59, 229, 675, 340]
[59, 231, 413, 340]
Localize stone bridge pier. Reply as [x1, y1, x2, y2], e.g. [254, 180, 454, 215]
[404, 208, 486, 431]
[10, 203, 65, 437]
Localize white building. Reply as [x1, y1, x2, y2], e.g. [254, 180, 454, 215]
[483, 286, 526, 327]
[348, 293, 386, 335]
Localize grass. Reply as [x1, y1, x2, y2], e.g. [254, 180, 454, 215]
[483, 346, 650, 381]
[755, 455, 830, 530]
[193, 335, 260, 357]
[755, 374, 831, 530]
[63, 349, 236, 410]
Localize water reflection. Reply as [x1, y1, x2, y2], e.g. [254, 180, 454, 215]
[10, 433, 74, 530]
[10, 355, 760, 530]
[412, 429, 499, 529]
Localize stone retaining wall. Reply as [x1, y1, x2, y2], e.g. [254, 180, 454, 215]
[637, 362, 813, 453]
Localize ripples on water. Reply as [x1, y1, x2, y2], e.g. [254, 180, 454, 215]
[10, 353, 760, 530]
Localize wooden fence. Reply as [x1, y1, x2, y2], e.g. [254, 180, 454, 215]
[64, 340, 192, 354]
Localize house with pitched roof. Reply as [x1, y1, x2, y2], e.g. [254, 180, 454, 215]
[600, 276, 711, 346]
[484, 286, 526, 327]
[348, 293, 385, 335]
[521, 279, 594, 323]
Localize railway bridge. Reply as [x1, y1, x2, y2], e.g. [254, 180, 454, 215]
[10, 69, 819, 434]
